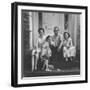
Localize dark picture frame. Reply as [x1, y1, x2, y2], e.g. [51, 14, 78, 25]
[11, 2, 88, 87]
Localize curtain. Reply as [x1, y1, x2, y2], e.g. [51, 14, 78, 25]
[68, 14, 80, 50]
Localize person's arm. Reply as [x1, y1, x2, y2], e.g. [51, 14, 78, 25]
[58, 34, 63, 51]
[69, 38, 73, 47]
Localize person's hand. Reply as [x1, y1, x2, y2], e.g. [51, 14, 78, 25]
[51, 41, 55, 47]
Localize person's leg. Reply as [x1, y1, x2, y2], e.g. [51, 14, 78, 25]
[50, 46, 57, 69]
[69, 46, 76, 61]
[54, 47, 59, 69]
[32, 55, 35, 71]
[63, 47, 68, 61]
[34, 53, 39, 70]
[57, 46, 63, 69]
[67, 48, 71, 61]
[45, 60, 49, 71]
[42, 60, 45, 70]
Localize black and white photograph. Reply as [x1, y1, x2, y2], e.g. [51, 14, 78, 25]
[22, 11, 80, 77]
[11, 2, 88, 87]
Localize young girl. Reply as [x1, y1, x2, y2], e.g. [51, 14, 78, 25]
[63, 32, 76, 61]
[40, 35, 52, 71]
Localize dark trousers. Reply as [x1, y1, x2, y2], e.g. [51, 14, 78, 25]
[50, 46, 63, 69]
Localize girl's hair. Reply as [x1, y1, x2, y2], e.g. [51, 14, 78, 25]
[46, 35, 51, 41]
[63, 32, 70, 39]
[38, 28, 45, 33]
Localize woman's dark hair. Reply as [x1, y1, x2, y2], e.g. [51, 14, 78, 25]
[63, 32, 70, 39]
[38, 28, 45, 33]
[46, 35, 51, 41]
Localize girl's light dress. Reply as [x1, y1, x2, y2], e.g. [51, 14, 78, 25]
[63, 37, 76, 58]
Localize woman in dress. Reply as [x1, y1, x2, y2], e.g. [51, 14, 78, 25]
[32, 28, 46, 71]
[63, 32, 76, 61]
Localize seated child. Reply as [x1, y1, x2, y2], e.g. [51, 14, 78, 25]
[63, 32, 76, 61]
[40, 35, 52, 71]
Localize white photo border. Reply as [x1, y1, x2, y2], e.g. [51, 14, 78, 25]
[18, 5, 86, 85]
